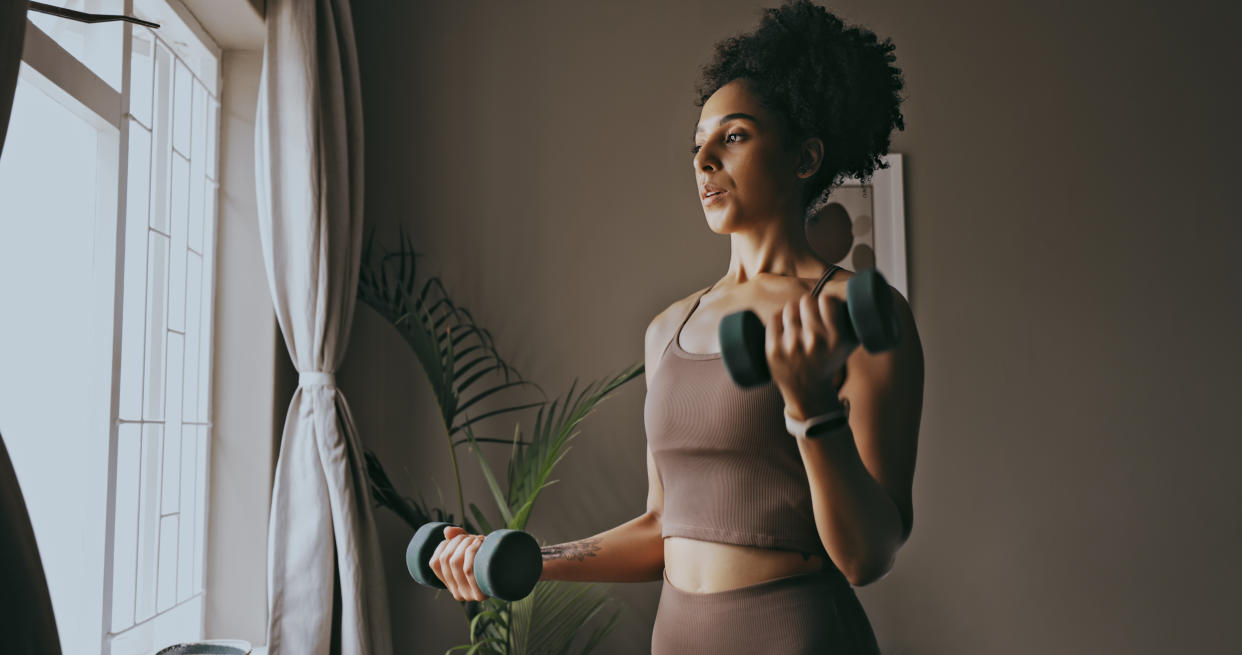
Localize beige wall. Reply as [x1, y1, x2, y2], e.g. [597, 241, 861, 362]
[346, 1, 1242, 653]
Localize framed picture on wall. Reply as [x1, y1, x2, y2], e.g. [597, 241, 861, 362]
[805, 153, 908, 301]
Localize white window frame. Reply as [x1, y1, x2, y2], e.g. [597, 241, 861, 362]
[14, 2, 223, 653]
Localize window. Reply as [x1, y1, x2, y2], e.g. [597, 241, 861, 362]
[0, 2, 221, 654]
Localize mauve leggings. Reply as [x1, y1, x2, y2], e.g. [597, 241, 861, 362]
[650, 561, 880, 654]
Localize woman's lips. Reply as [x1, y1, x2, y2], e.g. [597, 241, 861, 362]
[703, 190, 728, 205]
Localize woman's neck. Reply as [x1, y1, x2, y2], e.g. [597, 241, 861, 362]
[723, 233, 825, 284]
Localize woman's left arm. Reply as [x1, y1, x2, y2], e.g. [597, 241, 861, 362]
[783, 286, 924, 587]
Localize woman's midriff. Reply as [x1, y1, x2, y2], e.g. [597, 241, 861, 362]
[663, 536, 825, 594]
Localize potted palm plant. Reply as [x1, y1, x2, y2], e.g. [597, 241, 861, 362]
[357, 228, 639, 654]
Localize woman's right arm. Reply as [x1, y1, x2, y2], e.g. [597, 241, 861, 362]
[431, 307, 679, 599]
[539, 444, 664, 583]
[540, 310, 673, 584]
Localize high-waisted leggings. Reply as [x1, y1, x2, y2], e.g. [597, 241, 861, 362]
[651, 561, 880, 654]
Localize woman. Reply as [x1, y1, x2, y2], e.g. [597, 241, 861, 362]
[431, 1, 922, 651]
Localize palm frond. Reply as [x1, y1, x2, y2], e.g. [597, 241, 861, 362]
[508, 580, 622, 655]
[500, 363, 643, 531]
[365, 449, 438, 530]
[357, 226, 548, 439]
[359, 227, 641, 654]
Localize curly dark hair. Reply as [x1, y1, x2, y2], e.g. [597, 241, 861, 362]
[693, 0, 906, 210]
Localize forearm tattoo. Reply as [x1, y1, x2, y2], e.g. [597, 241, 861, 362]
[541, 537, 603, 562]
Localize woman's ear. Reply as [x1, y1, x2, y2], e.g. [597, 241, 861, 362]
[796, 136, 824, 180]
[794, 137, 824, 176]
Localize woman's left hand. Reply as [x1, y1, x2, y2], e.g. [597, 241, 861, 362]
[765, 289, 852, 418]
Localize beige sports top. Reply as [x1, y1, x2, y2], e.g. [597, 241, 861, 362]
[644, 265, 841, 558]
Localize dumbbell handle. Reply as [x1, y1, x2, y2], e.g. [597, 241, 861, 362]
[720, 268, 900, 388]
[406, 522, 542, 602]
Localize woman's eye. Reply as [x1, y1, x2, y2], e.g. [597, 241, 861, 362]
[690, 133, 743, 155]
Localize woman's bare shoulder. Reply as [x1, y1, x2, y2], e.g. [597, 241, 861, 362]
[646, 286, 710, 344]
[643, 286, 712, 383]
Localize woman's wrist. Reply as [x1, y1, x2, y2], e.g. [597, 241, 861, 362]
[781, 366, 847, 419]
[784, 403, 849, 440]
[783, 388, 846, 421]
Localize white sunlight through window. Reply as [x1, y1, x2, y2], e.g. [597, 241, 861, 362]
[0, 2, 220, 653]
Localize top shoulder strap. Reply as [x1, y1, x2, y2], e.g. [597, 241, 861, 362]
[810, 264, 840, 296]
[661, 282, 715, 357]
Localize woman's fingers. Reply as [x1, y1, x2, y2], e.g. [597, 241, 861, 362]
[765, 291, 851, 403]
[783, 297, 801, 353]
[801, 292, 826, 352]
[432, 534, 465, 598]
[462, 536, 485, 600]
[432, 526, 466, 597]
[430, 530, 491, 602]
[446, 534, 475, 600]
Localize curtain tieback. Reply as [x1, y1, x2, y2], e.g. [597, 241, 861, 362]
[299, 371, 336, 388]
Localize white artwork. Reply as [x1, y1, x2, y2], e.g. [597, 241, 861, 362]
[805, 153, 908, 300]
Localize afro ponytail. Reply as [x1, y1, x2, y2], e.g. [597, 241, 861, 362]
[693, 0, 906, 208]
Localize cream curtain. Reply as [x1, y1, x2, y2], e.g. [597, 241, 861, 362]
[254, 0, 391, 653]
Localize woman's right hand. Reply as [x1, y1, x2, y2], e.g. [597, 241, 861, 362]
[430, 525, 490, 602]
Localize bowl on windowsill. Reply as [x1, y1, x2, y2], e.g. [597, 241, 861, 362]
[154, 639, 252, 655]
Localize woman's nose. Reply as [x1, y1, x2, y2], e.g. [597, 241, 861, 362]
[695, 149, 719, 172]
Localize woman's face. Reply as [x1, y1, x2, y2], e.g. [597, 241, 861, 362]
[692, 78, 812, 234]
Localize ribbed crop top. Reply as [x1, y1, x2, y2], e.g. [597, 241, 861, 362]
[644, 265, 841, 558]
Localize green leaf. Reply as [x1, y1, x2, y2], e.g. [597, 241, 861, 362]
[468, 430, 514, 525]
[468, 502, 493, 535]
[466, 639, 504, 655]
[470, 609, 505, 642]
[509, 479, 558, 531]
[510, 580, 617, 655]
[579, 608, 622, 655]
[455, 380, 542, 416]
[450, 401, 544, 435]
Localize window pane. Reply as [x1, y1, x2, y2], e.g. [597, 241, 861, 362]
[112, 8, 218, 641]
[134, 0, 218, 91]
[16, 1, 222, 648]
[169, 152, 189, 331]
[197, 188, 215, 420]
[193, 426, 208, 593]
[161, 332, 184, 513]
[205, 99, 218, 180]
[119, 120, 152, 421]
[150, 41, 172, 232]
[0, 69, 112, 655]
[177, 424, 196, 601]
[144, 232, 168, 420]
[157, 514, 178, 612]
[134, 423, 162, 622]
[188, 80, 206, 252]
[110, 423, 141, 632]
[172, 59, 191, 157]
[183, 253, 201, 422]
[28, 0, 124, 91]
[129, 27, 155, 128]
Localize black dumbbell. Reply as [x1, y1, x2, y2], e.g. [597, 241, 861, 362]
[405, 522, 543, 602]
[719, 268, 901, 388]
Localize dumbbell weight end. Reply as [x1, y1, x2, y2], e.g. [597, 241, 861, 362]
[406, 522, 543, 602]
